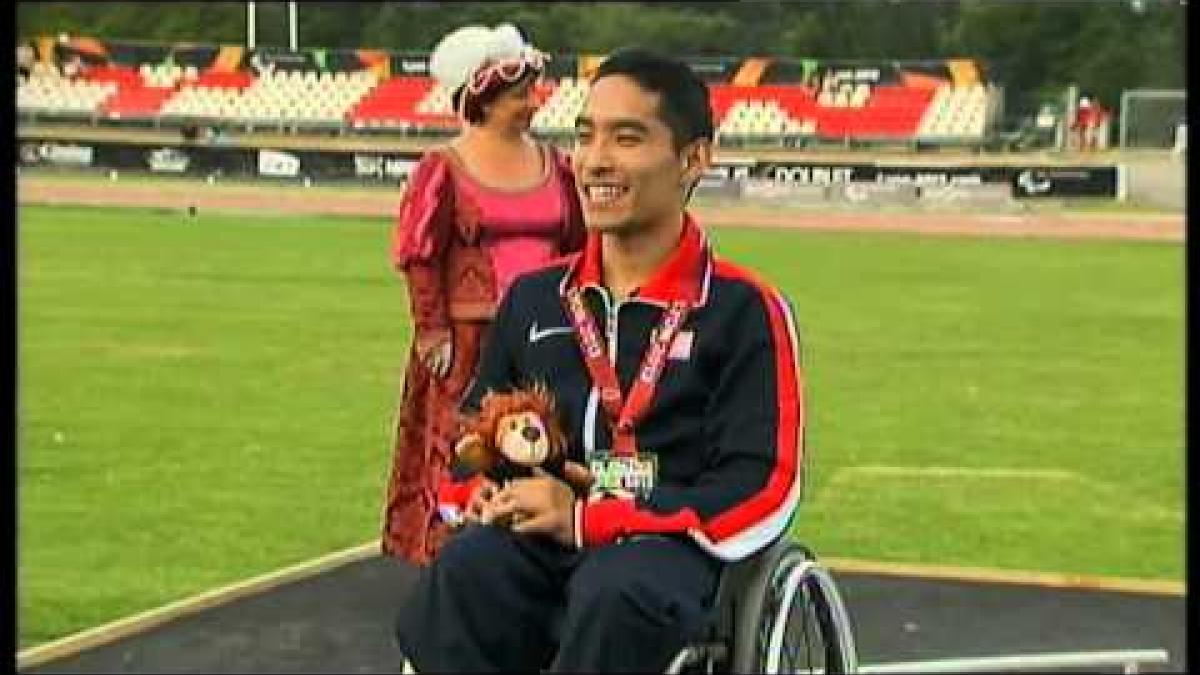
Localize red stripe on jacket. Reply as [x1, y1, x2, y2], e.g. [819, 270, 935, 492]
[702, 260, 802, 541]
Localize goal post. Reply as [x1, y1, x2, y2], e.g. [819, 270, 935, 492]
[1119, 89, 1186, 149]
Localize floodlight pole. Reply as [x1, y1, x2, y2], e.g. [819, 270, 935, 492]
[247, 1, 256, 50]
[288, 1, 298, 52]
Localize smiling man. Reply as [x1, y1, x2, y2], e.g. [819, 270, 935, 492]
[393, 48, 805, 673]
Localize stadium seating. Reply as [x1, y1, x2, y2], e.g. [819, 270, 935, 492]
[531, 77, 586, 133]
[39, 63, 177, 119]
[824, 85, 934, 139]
[156, 68, 256, 121]
[159, 68, 376, 125]
[916, 84, 990, 139]
[84, 64, 142, 88]
[17, 62, 116, 116]
[349, 75, 446, 129]
[16, 36, 996, 144]
[139, 63, 185, 88]
[158, 84, 244, 121]
[412, 80, 455, 119]
[712, 82, 943, 141]
[718, 99, 808, 137]
[193, 70, 255, 90]
[350, 74, 560, 131]
[100, 83, 177, 118]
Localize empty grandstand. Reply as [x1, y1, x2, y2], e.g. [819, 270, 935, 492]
[17, 34, 1004, 150]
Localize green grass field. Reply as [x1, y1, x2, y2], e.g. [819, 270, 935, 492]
[17, 204, 1184, 649]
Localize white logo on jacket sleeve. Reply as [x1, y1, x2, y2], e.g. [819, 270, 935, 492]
[528, 322, 575, 344]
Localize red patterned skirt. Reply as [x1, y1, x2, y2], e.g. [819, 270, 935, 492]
[381, 321, 487, 565]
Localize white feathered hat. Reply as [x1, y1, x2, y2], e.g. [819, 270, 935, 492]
[429, 23, 543, 95]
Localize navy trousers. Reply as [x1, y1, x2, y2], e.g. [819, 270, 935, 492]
[394, 524, 722, 673]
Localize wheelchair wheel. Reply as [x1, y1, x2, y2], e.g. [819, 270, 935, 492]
[752, 545, 858, 674]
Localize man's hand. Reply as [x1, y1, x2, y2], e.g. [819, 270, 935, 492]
[485, 467, 578, 547]
[561, 460, 595, 496]
[462, 478, 499, 525]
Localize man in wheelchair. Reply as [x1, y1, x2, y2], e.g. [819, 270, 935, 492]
[394, 47, 807, 673]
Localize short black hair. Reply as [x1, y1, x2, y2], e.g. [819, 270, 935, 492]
[593, 48, 713, 150]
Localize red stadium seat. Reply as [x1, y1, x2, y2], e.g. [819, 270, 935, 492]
[101, 85, 177, 118]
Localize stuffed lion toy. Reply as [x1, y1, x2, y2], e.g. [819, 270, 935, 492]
[454, 383, 569, 485]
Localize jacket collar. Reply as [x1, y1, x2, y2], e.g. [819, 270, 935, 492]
[562, 212, 711, 308]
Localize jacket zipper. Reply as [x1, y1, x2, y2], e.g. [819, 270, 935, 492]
[584, 288, 621, 456]
[603, 289, 621, 366]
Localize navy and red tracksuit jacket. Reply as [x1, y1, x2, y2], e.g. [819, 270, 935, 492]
[437, 213, 805, 561]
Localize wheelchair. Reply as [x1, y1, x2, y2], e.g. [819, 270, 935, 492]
[664, 536, 859, 674]
[396, 532, 857, 675]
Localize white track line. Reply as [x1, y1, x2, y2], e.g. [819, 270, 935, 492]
[857, 649, 1170, 673]
[822, 556, 1184, 596]
[17, 540, 381, 670]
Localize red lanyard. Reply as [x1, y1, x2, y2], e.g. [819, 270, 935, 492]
[564, 288, 689, 457]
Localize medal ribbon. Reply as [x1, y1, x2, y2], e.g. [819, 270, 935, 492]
[564, 288, 689, 458]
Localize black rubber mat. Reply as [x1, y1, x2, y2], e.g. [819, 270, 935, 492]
[22, 555, 1186, 673]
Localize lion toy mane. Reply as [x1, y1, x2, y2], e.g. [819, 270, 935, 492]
[454, 384, 569, 485]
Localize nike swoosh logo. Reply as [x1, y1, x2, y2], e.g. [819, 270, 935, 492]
[528, 322, 574, 344]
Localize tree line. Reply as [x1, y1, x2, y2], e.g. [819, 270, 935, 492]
[17, 1, 1185, 115]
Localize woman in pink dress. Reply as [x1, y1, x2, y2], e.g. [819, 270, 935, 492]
[382, 24, 585, 565]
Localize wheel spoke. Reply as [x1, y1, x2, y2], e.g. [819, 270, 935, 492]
[755, 548, 857, 674]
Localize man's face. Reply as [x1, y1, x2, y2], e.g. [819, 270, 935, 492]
[573, 75, 686, 234]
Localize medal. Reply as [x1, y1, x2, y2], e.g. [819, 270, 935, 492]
[588, 451, 658, 500]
